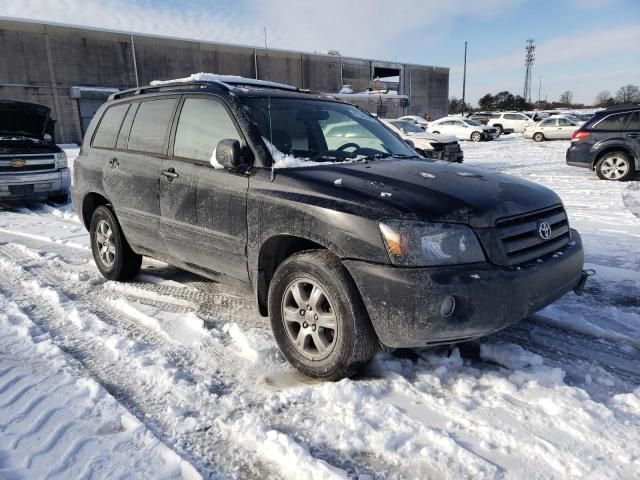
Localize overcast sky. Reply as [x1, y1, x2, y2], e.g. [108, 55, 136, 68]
[2, 0, 639, 105]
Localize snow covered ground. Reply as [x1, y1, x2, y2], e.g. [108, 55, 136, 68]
[0, 136, 638, 479]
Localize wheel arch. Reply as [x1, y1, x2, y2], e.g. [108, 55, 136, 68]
[592, 145, 637, 170]
[255, 234, 340, 317]
[81, 192, 111, 230]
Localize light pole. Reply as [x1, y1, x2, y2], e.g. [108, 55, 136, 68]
[462, 41, 468, 115]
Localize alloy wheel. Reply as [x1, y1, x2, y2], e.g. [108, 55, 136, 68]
[95, 219, 116, 267]
[281, 278, 338, 360]
[600, 157, 629, 180]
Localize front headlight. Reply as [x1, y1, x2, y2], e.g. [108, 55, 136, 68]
[379, 220, 485, 266]
[55, 151, 68, 169]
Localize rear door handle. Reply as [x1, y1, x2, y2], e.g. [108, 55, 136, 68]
[161, 168, 179, 180]
[109, 157, 119, 168]
[627, 133, 640, 138]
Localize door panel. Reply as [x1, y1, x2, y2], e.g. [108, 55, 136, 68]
[159, 95, 250, 282]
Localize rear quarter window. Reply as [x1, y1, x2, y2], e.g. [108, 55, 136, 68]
[592, 112, 633, 131]
[127, 98, 177, 155]
[624, 111, 640, 130]
[92, 103, 129, 149]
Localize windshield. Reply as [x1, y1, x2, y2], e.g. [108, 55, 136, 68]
[390, 120, 424, 134]
[463, 119, 482, 126]
[241, 97, 416, 162]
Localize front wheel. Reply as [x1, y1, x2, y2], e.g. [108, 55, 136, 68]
[595, 152, 634, 181]
[471, 131, 482, 142]
[533, 132, 545, 142]
[90, 205, 142, 280]
[494, 125, 503, 135]
[268, 250, 378, 381]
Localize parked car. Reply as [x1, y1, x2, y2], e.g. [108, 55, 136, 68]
[567, 105, 639, 181]
[73, 76, 586, 381]
[381, 119, 463, 162]
[467, 112, 493, 125]
[487, 112, 535, 134]
[0, 100, 70, 203]
[426, 117, 499, 142]
[397, 115, 429, 129]
[523, 115, 582, 142]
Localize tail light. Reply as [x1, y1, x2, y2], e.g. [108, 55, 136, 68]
[571, 131, 590, 142]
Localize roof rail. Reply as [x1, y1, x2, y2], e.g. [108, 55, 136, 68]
[107, 76, 300, 101]
[107, 81, 226, 101]
[604, 103, 640, 111]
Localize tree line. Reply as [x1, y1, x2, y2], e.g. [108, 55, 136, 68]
[449, 84, 639, 113]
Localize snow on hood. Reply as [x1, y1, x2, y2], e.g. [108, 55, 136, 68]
[407, 131, 458, 144]
[262, 137, 368, 169]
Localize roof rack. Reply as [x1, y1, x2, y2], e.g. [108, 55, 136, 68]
[604, 103, 640, 111]
[108, 77, 299, 101]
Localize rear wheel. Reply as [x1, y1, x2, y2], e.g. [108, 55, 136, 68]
[494, 125, 503, 135]
[533, 132, 545, 142]
[268, 250, 378, 381]
[432, 131, 440, 134]
[595, 151, 633, 181]
[90, 206, 142, 280]
[471, 131, 482, 142]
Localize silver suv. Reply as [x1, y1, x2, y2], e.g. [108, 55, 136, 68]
[0, 100, 70, 203]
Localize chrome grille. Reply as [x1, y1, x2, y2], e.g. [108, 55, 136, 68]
[0, 154, 56, 174]
[496, 205, 571, 265]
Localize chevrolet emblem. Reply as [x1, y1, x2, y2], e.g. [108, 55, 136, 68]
[10, 159, 26, 168]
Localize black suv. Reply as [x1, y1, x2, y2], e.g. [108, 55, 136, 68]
[73, 77, 586, 380]
[567, 105, 639, 181]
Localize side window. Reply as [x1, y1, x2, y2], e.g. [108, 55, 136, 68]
[173, 98, 241, 162]
[454, 121, 465, 127]
[540, 119, 556, 127]
[116, 103, 139, 150]
[490, 114, 501, 119]
[504, 114, 520, 120]
[624, 111, 640, 130]
[128, 98, 177, 155]
[92, 103, 129, 149]
[593, 112, 632, 131]
[558, 118, 573, 126]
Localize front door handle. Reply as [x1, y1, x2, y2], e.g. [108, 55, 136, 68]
[109, 157, 119, 168]
[627, 133, 640, 138]
[161, 168, 179, 180]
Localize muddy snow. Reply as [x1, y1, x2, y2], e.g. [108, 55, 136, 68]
[0, 136, 638, 479]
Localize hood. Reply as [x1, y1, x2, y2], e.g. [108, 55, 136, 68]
[406, 131, 458, 143]
[278, 159, 561, 228]
[0, 100, 51, 139]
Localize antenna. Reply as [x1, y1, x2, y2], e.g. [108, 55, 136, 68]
[264, 27, 275, 181]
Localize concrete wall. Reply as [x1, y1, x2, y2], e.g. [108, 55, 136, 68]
[0, 19, 449, 143]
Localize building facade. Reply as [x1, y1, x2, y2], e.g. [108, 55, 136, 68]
[0, 19, 449, 143]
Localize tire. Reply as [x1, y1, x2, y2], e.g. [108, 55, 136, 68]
[268, 249, 378, 381]
[432, 131, 440, 134]
[595, 151, 634, 181]
[494, 125, 503, 135]
[90, 205, 142, 280]
[470, 131, 482, 142]
[533, 132, 545, 142]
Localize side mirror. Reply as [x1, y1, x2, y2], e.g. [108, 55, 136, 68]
[214, 139, 246, 171]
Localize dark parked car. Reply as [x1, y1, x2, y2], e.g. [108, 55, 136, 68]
[567, 105, 639, 181]
[0, 100, 70, 203]
[73, 77, 587, 380]
[467, 112, 493, 125]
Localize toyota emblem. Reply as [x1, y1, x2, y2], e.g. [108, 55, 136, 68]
[538, 221, 552, 240]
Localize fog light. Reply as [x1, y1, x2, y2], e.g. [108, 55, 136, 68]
[440, 296, 456, 318]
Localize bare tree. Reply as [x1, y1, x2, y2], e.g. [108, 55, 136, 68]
[559, 90, 573, 106]
[595, 90, 613, 107]
[615, 84, 640, 104]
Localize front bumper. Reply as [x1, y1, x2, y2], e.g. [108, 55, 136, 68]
[344, 229, 584, 348]
[522, 130, 534, 139]
[0, 168, 71, 201]
[428, 143, 464, 163]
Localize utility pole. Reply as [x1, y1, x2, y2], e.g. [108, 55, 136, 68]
[523, 39, 535, 103]
[537, 75, 542, 108]
[462, 41, 468, 115]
